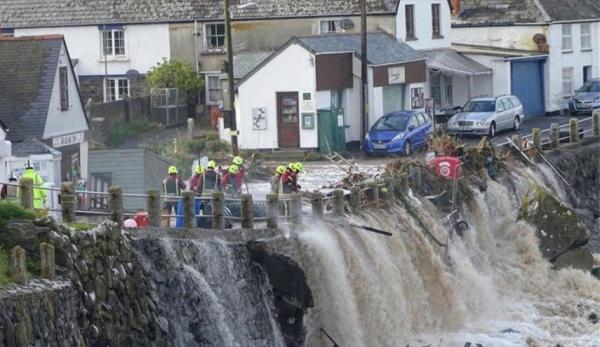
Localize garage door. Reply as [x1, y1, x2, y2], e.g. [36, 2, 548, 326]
[511, 59, 545, 117]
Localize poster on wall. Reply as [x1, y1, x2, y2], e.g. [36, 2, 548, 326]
[301, 93, 314, 111]
[302, 113, 315, 129]
[388, 66, 405, 84]
[252, 107, 267, 130]
[411, 87, 424, 109]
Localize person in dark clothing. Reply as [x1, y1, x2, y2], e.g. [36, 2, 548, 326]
[189, 165, 204, 196]
[202, 160, 222, 195]
[162, 166, 186, 226]
[222, 164, 242, 197]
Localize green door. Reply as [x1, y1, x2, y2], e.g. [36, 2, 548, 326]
[318, 108, 346, 154]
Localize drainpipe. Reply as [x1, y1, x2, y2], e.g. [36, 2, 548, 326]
[224, 0, 239, 155]
[360, 0, 368, 142]
[194, 20, 199, 75]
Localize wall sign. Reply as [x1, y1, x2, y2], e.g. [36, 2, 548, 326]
[301, 93, 314, 112]
[252, 107, 267, 130]
[302, 113, 315, 129]
[388, 66, 406, 84]
[53, 132, 84, 148]
[411, 87, 424, 109]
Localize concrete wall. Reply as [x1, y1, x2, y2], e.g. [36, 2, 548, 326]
[236, 43, 317, 149]
[452, 25, 547, 51]
[16, 24, 170, 77]
[395, 0, 452, 50]
[546, 22, 600, 112]
[43, 44, 89, 140]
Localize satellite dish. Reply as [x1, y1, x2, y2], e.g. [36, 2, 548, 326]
[126, 69, 140, 80]
[339, 18, 354, 30]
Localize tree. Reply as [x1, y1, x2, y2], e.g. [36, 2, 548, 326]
[146, 59, 204, 106]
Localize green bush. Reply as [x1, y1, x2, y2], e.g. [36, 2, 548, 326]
[106, 119, 159, 147]
[0, 202, 34, 228]
[146, 59, 204, 106]
[0, 247, 10, 287]
[66, 223, 95, 232]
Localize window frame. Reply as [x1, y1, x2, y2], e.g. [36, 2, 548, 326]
[204, 22, 226, 52]
[407, 115, 419, 129]
[101, 28, 126, 57]
[205, 74, 224, 105]
[319, 19, 344, 34]
[431, 3, 442, 38]
[580, 23, 591, 51]
[59, 66, 69, 111]
[562, 67, 574, 97]
[561, 24, 572, 52]
[405, 4, 416, 40]
[104, 77, 130, 102]
[495, 99, 505, 112]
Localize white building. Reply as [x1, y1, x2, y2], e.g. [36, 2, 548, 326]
[228, 32, 427, 150]
[452, 0, 600, 116]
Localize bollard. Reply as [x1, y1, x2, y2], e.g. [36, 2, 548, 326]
[108, 186, 124, 226]
[147, 190, 161, 227]
[40, 242, 55, 280]
[332, 190, 345, 217]
[182, 192, 195, 228]
[60, 182, 76, 223]
[290, 193, 303, 226]
[532, 128, 541, 151]
[592, 112, 600, 136]
[19, 177, 34, 209]
[311, 191, 324, 220]
[266, 194, 279, 229]
[569, 118, 579, 143]
[241, 194, 254, 229]
[350, 186, 362, 214]
[367, 184, 379, 207]
[550, 123, 560, 148]
[212, 192, 225, 230]
[10, 246, 27, 284]
[187, 118, 194, 139]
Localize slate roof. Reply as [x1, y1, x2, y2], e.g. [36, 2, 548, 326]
[234, 51, 274, 79]
[0, 36, 62, 142]
[297, 32, 426, 66]
[12, 137, 61, 157]
[422, 48, 492, 76]
[454, 0, 600, 25]
[0, 0, 399, 28]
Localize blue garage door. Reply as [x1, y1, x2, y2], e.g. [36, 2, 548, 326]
[511, 59, 545, 117]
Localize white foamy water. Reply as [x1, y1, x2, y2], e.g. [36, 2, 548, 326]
[296, 162, 600, 347]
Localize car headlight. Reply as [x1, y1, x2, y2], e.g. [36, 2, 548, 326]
[474, 120, 486, 127]
[391, 132, 405, 142]
[594, 98, 600, 103]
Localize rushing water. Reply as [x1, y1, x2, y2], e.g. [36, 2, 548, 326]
[298, 162, 600, 347]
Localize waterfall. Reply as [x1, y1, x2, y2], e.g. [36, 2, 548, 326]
[298, 163, 600, 347]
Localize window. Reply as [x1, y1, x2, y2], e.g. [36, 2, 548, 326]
[561, 24, 572, 52]
[405, 5, 416, 39]
[59, 67, 69, 110]
[583, 65, 592, 83]
[105, 78, 130, 101]
[330, 89, 344, 109]
[206, 75, 223, 105]
[319, 19, 343, 34]
[496, 100, 505, 112]
[501, 98, 513, 111]
[101, 29, 125, 56]
[580, 23, 591, 50]
[443, 75, 452, 106]
[205, 23, 225, 51]
[432, 4, 441, 37]
[417, 113, 428, 124]
[562, 67, 573, 97]
[407, 115, 419, 129]
[510, 96, 522, 107]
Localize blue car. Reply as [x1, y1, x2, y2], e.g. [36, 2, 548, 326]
[363, 111, 433, 156]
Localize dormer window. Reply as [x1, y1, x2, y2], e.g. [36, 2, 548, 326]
[319, 19, 343, 34]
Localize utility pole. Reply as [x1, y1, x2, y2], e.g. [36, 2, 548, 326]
[224, 0, 239, 155]
[360, 0, 368, 143]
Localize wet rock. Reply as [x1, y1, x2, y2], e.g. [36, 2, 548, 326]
[501, 328, 520, 334]
[592, 267, 600, 280]
[589, 312, 598, 324]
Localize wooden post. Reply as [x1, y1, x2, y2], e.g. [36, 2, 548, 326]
[532, 128, 541, 150]
[550, 123, 560, 148]
[60, 182, 76, 222]
[350, 186, 362, 214]
[147, 190, 161, 227]
[332, 190, 345, 217]
[187, 118, 194, 139]
[19, 177, 34, 209]
[311, 191, 324, 220]
[592, 111, 600, 136]
[266, 194, 279, 229]
[108, 186, 124, 226]
[182, 191, 195, 228]
[241, 194, 254, 229]
[367, 184, 379, 206]
[212, 192, 225, 230]
[9, 246, 27, 284]
[569, 118, 579, 143]
[290, 193, 303, 226]
[40, 242, 55, 280]
[387, 180, 396, 203]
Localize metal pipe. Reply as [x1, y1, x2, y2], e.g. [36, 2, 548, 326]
[360, 0, 368, 143]
[224, 0, 239, 155]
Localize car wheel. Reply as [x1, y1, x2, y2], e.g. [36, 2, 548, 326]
[403, 141, 412, 156]
[488, 122, 496, 138]
[513, 116, 520, 131]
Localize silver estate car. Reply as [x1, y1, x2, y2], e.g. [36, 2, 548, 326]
[447, 95, 523, 137]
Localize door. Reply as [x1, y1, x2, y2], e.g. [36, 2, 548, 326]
[277, 92, 300, 148]
[500, 98, 514, 130]
[406, 115, 422, 147]
[511, 59, 545, 117]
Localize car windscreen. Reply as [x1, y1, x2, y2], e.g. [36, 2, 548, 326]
[577, 81, 600, 93]
[372, 115, 408, 131]
[463, 100, 495, 112]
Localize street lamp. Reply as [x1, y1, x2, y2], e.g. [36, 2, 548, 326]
[224, 0, 256, 155]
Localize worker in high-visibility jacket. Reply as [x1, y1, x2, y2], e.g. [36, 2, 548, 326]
[21, 161, 47, 208]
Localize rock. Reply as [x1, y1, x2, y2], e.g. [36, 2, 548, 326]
[589, 312, 598, 324]
[501, 328, 520, 334]
[592, 267, 600, 280]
